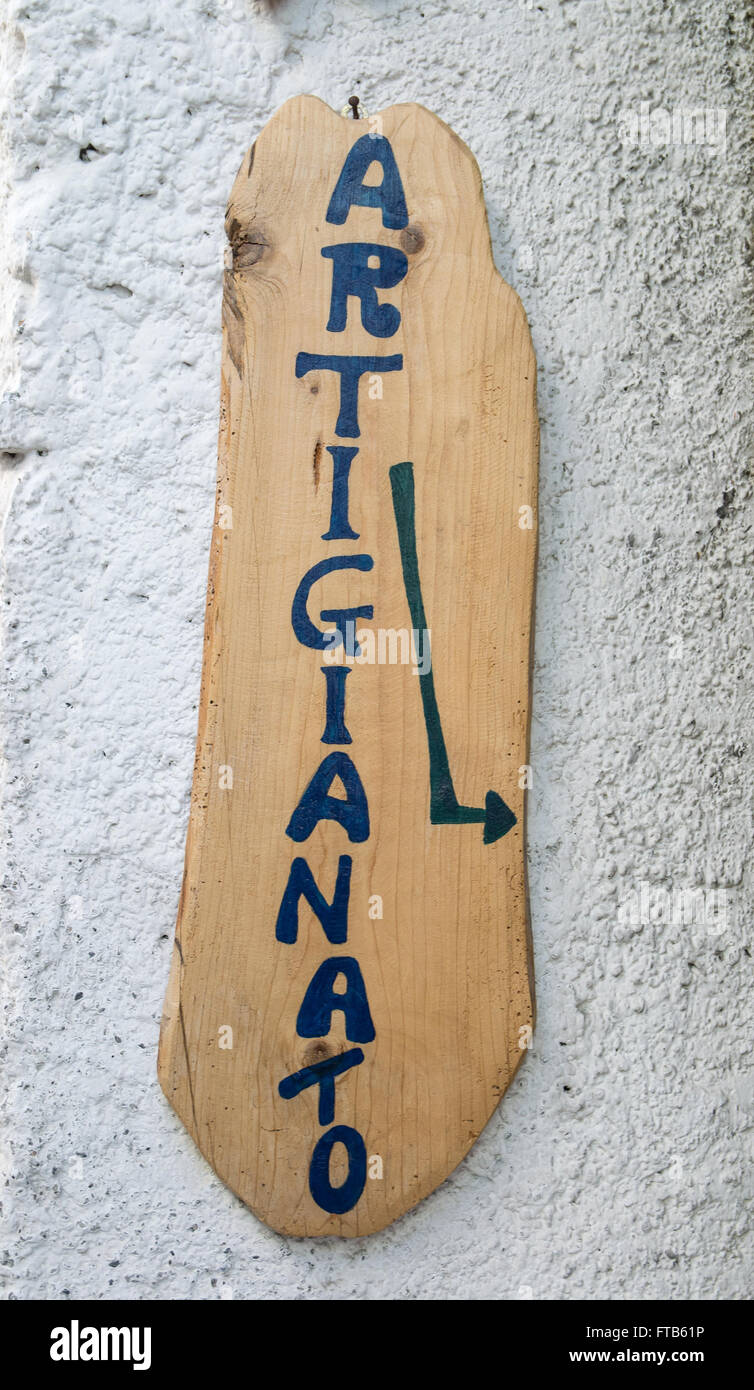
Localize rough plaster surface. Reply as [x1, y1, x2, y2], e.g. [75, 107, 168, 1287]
[1, 0, 752, 1300]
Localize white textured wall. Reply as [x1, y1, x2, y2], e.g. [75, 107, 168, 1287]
[1, 0, 752, 1300]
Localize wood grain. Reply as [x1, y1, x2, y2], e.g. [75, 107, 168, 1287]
[158, 96, 538, 1236]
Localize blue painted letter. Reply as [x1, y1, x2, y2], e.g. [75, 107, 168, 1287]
[295, 353, 402, 438]
[309, 1124, 367, 1214]
[296, 956, 376, 1043]
[291, 553, 373, 652]
[321, 243, 408, 338]
[279, 1048, 364, 1125]
[275, 854, 352, 945]
[322, 445, 359, 541]
[286, 752, 370, 843]
[320, 666, 352, 745]
[325, 135, 408, 230]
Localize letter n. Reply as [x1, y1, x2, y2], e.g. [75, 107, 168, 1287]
[275, 855, 352, 944]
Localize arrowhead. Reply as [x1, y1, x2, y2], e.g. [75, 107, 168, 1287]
[483, 791, 517, 845]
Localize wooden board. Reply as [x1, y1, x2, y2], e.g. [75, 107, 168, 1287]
[158, 96, 538, 1236]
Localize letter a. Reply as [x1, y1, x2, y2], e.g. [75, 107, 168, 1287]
[285, 751, 370, 843]
[296, 956, 376, 1043]
[325, 134, 408, 230]
[50, 1329, 71, 1363]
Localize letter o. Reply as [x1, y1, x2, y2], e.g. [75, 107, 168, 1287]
[309, 1124, 367, 1214]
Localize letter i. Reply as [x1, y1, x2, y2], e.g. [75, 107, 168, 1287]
[322, 446, 359, 540]
[320, 666, 352, 744]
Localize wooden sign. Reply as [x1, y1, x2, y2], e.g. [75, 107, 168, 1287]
[158, 96, 538, 1236]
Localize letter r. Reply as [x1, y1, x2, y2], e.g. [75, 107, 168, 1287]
[321, 243, 408, 338]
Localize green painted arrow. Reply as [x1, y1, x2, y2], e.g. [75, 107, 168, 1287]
[389, 461, 517, 846]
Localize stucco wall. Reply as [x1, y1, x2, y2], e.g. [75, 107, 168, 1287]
[1, 0, 751, 1299]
